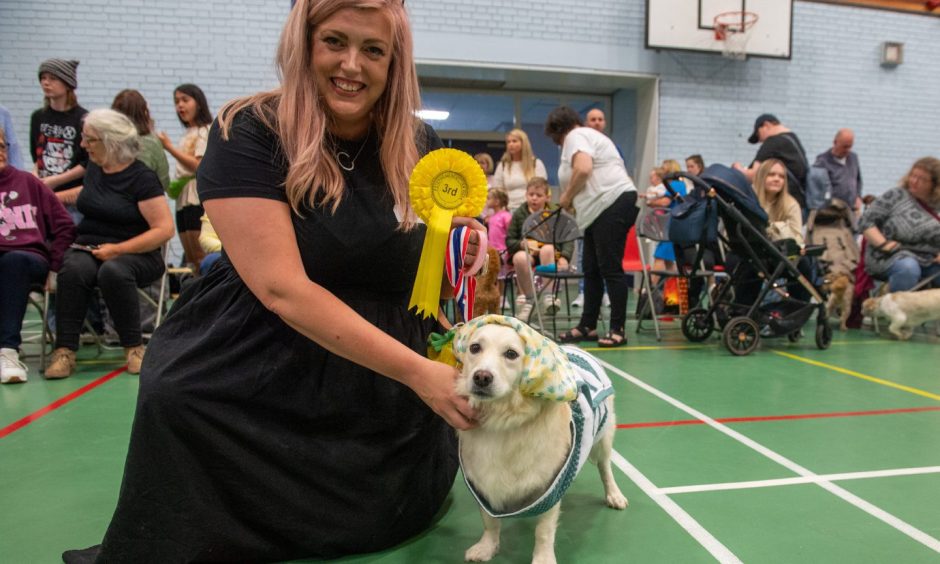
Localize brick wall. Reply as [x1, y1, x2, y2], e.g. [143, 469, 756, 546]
[2, 0, 937, 204]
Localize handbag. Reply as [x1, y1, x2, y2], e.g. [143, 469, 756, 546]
[668, 194, 717, 245]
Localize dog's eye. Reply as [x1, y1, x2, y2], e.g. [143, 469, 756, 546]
[503, 349, 519, 360]
[469, 343, 481, 354]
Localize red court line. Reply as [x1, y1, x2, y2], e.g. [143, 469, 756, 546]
[0, 367, 126, 439]
[618, 406, 940, 429]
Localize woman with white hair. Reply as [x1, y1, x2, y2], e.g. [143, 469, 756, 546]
[45, 109, 173, 378]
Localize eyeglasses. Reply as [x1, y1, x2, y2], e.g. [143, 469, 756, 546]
[83, 136, 101, 144]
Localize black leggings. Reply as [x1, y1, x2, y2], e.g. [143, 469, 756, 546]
[55, 248, 164, 350]
[579, 191, 639, 333]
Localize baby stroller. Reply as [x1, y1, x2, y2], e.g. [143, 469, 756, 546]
[669, 164, 832, 356]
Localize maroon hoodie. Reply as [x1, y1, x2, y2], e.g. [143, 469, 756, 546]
[0, 165, 76, 271]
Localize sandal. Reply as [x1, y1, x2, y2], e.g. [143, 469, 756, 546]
[557, 326, 598, 343]
[598, 330, 627, 348]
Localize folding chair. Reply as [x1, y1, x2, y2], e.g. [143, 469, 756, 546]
[22, 284, 53, 370]
[519, 209, 584, 338]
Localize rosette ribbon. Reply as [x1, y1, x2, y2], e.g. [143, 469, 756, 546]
[408, 148, 488, 318]
[446, 227, 488, 322]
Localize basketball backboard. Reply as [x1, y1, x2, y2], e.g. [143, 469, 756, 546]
[646, 0, 793, 59]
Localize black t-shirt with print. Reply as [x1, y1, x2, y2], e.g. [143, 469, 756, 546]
[76, 160, 164, 245]
[29, 105, 89, 191]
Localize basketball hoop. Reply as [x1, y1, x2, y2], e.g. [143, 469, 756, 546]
[713, 11, 759, 61]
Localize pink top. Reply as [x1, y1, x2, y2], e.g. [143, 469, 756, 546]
[486, 209, 512, 251]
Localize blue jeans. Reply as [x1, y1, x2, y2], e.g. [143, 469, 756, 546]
[0, 250, 49, 349]
[887, 257, 940, 292]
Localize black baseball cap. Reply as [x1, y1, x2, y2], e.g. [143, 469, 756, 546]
[748, 113, 779, 144]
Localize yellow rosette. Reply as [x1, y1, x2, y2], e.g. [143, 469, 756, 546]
[409, 148, 487, 318]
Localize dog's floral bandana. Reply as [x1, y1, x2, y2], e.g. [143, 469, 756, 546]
[452, 314, 578, 402]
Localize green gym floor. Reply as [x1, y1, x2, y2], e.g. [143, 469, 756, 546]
[2, 314, 939, 563]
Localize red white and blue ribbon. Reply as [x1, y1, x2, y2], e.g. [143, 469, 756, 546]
[445, 227, 487, 322]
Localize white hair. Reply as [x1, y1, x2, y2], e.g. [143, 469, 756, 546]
[84, 108, 140, 165]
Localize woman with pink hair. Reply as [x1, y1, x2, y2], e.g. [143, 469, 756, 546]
[64, 1, 482, 561]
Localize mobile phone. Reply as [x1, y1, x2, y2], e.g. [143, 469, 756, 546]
[70, 243, 99, 252]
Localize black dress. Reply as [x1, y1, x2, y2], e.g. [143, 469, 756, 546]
[68, 110, 457, 562]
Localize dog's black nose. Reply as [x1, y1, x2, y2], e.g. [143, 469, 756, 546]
[472, 370, 493, 388]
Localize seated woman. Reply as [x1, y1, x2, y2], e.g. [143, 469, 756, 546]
[859, 157, 940, 292]
[45, 109, 174, 378]
[0, 126, 76, 384]
[734, 159, 812, 304]
[506, 177, 573, 322]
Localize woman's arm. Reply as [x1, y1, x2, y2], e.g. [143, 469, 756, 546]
[42, 164, 86, 191]
[56, 186, 82, 206]
[158, 131, 202, 171]
[92, 196, 175, 260]
[559, 151, 592, 210]
[205, 197, 477, 430]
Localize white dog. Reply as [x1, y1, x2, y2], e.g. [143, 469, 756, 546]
[452, 315, 628, 564]
[862, 288, 940, 340]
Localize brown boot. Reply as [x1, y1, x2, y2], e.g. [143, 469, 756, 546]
[124, 345, 146, 375]
[45, 348, 76, 379]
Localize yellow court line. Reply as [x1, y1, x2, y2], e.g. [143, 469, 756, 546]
[772, 350, 940, 402]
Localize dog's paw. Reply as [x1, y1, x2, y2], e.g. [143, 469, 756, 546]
[606, 491, 629, 510]
[531, 552, 558, 564]
[465, 540, 499, 562]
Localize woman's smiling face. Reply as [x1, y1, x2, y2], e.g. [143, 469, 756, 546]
[312, 8, 393, 139]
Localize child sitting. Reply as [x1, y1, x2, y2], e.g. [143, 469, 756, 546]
[646, 161, 687, 285]
[505, 177, 573, 322]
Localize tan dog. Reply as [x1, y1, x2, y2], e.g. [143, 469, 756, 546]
[826, 273, 854, 331]
[862, 288, 940, 340]
[473, 248, 502, 318]
[453, 316, 627, 564]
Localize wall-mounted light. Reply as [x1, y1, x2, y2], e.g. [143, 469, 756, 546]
[880, 42, 903, 67]
[416, 109, 450, 121]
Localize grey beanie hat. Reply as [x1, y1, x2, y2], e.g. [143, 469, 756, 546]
[38, 59, 80, 90]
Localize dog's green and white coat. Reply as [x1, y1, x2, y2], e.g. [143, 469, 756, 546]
[453, 315, 614, 518]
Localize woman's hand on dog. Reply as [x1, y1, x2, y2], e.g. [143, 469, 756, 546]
[409, 360, 478, 430]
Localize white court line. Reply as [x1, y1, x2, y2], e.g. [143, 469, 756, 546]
[610, 451, 742, 563]
[660, 465, 940, 495]
[599, 359, 940, 554]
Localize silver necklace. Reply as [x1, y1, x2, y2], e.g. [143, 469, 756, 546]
[335, 130, 370, 172]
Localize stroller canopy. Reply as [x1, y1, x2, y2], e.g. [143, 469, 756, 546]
[700, 164, 768, 228]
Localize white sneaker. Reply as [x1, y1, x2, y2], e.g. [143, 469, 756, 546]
[0, 348, 28, 384]
[571, 293, 584, 308]
[543, 295, 561, 315]
[517, 300, 534, 323]
[602, 293, 611, 308]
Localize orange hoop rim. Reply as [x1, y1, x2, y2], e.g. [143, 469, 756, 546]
[713, 10, 759, 40]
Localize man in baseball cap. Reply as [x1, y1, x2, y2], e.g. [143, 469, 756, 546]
[734, 113, 809, 210]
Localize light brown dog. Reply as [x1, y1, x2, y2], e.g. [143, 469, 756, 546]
[473, 248, 502, 318]
[862, 288, 940, 340]
[826, 273, 854, 331]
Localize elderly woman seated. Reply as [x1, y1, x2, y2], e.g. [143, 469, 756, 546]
[859, 157, 940, 292]
[45, 109, 174, 378]
[0, 126, 76, 384]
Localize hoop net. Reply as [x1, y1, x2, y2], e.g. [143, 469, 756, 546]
[713, 11, 758, 61]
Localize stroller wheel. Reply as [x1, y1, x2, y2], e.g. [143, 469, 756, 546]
[787, 329, 802, 343]
[723, 316, 760, 356]
[815, 322, 833, 350]
[681, 308, 714, 342]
